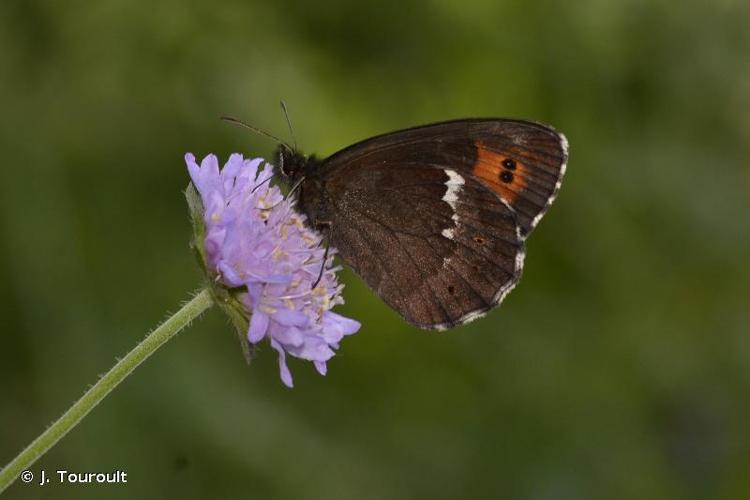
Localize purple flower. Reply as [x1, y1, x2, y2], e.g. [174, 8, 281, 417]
[186, 153, 360, 387]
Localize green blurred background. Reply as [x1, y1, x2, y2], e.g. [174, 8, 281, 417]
[1, 0, 749, 498]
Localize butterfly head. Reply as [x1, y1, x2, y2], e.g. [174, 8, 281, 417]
[275, 145, 317, 183]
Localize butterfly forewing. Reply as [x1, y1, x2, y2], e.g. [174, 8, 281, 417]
[324, 118, 568, 238]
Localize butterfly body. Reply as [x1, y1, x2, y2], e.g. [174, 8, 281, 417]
[275, 118, 568, 330]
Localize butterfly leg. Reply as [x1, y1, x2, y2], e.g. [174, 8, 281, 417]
[312, 220, 332, 289]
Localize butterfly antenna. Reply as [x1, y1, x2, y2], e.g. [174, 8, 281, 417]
[280, 100, 297, 150]
[220, 116, 293, 151]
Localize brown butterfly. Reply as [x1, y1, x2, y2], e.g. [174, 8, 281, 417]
[275, 119, 568, 330]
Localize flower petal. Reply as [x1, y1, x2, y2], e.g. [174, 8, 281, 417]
[247, 311, 270, 343]
[271, 339, 294, 388]
[221, 153, 244, 191]
[272, 325, 305, 347]
[287, 335, 335, 362]
[320, 311, 362, 343]
[273, 309, 311, 328]
[185, 153, 200, 183]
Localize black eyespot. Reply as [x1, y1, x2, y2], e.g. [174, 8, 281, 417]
[500, 171, 514, 183]
[447, 285, 455, 295]
[502, 158, 516, 170]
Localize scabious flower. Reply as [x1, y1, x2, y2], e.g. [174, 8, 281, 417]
[185, 153, 360, 387]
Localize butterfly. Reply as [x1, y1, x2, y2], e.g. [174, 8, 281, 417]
[274, 118, 568, 330]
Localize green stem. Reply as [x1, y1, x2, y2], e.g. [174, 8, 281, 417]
[0, 288, 214, 493]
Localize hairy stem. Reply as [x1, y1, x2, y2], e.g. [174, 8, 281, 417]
[0, 288, 214, 493]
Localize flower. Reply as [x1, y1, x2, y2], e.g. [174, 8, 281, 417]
[185, 153, 360, 387]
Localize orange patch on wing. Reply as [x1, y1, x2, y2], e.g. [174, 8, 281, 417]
[472, 143, 528, 203]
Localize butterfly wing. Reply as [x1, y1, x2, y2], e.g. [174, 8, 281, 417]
[312, 119, 567, 329]
[323, 164, 524, 329]
[323, 118, 568, 238]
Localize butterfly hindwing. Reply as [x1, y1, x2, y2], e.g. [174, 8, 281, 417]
[320, 161, 524, 329]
